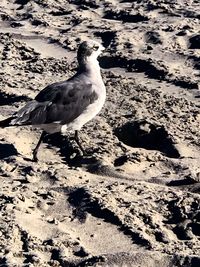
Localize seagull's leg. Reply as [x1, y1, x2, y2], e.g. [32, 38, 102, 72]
[32, 131, 47, 162]
[74, 130, 85, 155]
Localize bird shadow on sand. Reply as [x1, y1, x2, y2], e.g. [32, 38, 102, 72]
[0, 143, 19, 159]
[0, 91, 30, 106]
[44, 133, 99, 167]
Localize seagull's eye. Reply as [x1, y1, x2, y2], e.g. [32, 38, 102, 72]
[93, 45, 99, 51]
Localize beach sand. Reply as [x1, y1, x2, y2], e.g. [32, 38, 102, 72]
[0, 0, 200, 266]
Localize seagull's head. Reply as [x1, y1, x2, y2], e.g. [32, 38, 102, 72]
[77, 40, 105, 66]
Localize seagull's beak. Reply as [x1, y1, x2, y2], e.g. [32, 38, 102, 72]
[100, 45, 105, 51]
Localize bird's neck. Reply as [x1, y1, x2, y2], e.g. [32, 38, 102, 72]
[78, 57, 101, 76]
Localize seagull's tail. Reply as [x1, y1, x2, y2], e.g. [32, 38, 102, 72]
[0, 117, 14, 128]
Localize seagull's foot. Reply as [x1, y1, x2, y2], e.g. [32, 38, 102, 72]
[32, 152, 39, 162]
[70, 149, 87, 159]
[82, 150, 92, 157]
[69, 146, 95, 162]
[77, 148, 87, 157]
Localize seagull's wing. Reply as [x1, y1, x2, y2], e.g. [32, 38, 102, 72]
[11, 79, 98, 126]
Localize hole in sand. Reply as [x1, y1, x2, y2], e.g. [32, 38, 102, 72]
[114, 120, 180, 158]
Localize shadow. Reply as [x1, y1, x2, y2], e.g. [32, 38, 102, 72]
[99, 56, 167, 80]
[167, 177, 196, 186]
[0, 91, 30, 106]
[114, 120, 180, 158]
[0, 143, 18, 159]
[49, 9, 71, 16]
[173, 224, 192, 240]
[94, 31, 116, 48]
[189, 35, 200, 49]
[190, 223, 200, 236]
[103, 10, 149, 23]
[45, 133, 98, 166]
[67, 0, 99, 9]
[68, 187, 150, 247]
[15, 0, 30, 5]
[99, 56, 198, 89]
[99, 55, 127, 69]
[145, 31, 162, 44]
[184, 184, 200, 194]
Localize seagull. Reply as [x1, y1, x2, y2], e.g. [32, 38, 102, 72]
[0, 40, 106, 161]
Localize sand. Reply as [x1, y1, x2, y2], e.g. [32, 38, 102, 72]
[0, 0, 200, 266]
